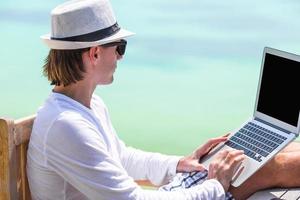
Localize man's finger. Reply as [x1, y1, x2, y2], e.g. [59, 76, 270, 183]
[194, 164, 206, 171]
[222, 133, 231, 137]
[224, 150, 245, 165]
[196, 137, 228, 157]
[214, 149, 230, 161]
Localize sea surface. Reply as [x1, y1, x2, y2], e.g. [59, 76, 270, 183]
[1, 0, 299, 155]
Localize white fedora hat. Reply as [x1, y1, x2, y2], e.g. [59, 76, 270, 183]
[41, 0, 135, 49]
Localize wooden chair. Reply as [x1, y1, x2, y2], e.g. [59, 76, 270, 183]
[0, 115, 153, 200]
[0, 116, 299, 200]
[0, 115, 34, 200]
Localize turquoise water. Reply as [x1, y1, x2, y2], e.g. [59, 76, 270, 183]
[1, 0, 300, 155]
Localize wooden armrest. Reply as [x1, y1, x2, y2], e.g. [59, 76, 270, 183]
[135, 180, 157, 188]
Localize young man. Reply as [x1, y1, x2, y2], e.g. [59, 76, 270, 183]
[27, 0, 300, 199]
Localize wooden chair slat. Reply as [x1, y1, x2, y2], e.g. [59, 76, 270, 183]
[14, 115, 35, 146]
[0, 118, 18, 200]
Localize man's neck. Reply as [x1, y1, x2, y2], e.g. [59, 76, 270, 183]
[53, 81, 96, 109]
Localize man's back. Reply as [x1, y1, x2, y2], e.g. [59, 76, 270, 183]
[27, 93, 92, 199]
[26, 92, 118, 200]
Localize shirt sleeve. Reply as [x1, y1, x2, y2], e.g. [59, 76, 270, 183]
[100, 98, 182, 186]
[44, 115, 225, 200]
[118, 140, 182, 186]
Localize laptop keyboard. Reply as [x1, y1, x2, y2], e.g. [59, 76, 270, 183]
[225, 122, 287, 162]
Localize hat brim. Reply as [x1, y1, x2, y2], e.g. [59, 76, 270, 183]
[41, 28, 135, 50]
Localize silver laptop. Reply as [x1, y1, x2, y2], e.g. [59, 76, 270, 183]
[201, 47, 300, 187]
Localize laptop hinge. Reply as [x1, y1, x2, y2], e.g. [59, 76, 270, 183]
[254, 117, 291, 134]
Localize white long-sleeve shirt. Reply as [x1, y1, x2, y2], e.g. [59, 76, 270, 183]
[27, 92, 225, 200]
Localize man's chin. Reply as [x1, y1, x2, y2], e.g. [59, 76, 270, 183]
[109, 77, 114, 84]
[99, 77, 114, 85]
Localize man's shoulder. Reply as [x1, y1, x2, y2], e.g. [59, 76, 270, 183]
[92, 93, 107, 108]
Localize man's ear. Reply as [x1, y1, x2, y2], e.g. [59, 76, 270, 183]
[88, 46, 101, 64]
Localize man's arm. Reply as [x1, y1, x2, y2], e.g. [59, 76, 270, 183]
[43, 117, 226, 200]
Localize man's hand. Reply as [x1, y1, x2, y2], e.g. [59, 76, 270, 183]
[208, 150, 245, 192]
[176, 136, 228, 172]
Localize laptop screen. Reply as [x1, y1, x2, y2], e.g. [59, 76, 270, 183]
[257, 53, 300, 127]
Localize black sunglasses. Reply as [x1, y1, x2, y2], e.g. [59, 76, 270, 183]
[101, 39, 127, 56]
